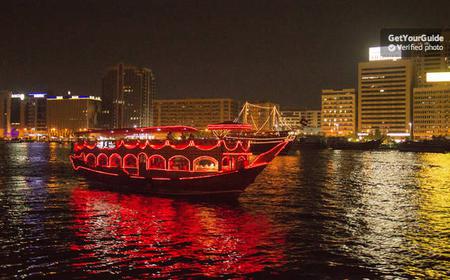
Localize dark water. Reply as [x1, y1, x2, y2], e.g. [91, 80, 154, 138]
[0, 143, 449, 279]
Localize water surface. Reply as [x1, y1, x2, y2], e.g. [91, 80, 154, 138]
[0, 143, 449, 278]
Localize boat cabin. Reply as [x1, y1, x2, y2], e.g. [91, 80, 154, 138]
[72, 125, 253, 177]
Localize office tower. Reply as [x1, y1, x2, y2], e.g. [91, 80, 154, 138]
[0, 91, 50, 138]
[321, 88, 356, 137]
[411, 30, 450, 87]
[0, 90, 12, 138]
[101, 63, 156, 129]
[153, 98, 239, 129]
[358, 60, 413, 137]
[413, 85, 450, 139]
[47, 95, 101, 137]
[25, 92, 47, 132]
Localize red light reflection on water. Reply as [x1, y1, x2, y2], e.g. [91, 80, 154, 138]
[69, 188, 285, 277]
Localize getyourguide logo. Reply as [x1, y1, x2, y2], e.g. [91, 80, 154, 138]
[387, 34, 444, 43]
[380, 29, 448, 56]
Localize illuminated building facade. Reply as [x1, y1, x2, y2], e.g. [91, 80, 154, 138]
[0, 91, 48, 138]
[101, 63, 156, 129]
[413, 56, 449, 87]
[411, 31, 450, 87]
[25, 93, 47, 132]
[358, 59, 414, 136]
[10, 93, 25, 135]
[47, 96, 101, 137]
[153, 98, 239, 129]
[0, 90, 12, 138]
[321, 89, 356, 137]
[413, 86, 450, 139]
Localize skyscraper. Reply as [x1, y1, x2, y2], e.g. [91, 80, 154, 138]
[411, 30, 450, 87]
[413, 85, 450, 139]
[25, 92, 47, 132]
[409, 30, 450, 139]
[358, 59, 414, 136]
[0, 91, 49, 139]
[101, 63, 156, 129]
[0, 90, 12, 138]
[321, 88, 356, 137]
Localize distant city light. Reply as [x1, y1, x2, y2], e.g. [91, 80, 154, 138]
[29, 93, 46, 98]
[426, 72, 450, 82]
[47, 95, 101, 101]
[387, 132, 410, 137]
[11, 93, 25, 100]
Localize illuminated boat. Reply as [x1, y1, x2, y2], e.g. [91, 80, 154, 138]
[70, 124, 290, 197]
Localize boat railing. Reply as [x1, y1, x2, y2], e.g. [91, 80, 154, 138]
[76, 138, 250, 152]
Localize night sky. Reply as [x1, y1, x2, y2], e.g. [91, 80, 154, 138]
[1, 0, 449, 109]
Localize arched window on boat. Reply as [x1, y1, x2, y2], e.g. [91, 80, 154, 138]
[85, 153, 96, 167]
[148, 155, 166, 170]
[193, 156, 218, 172]
[221, 156, 233, 171]
[97, 153, 108, 167]
[123, 154, 138, 175]
[109, 153, 122, 168]
[138, 153, 148, 170]
[168, 156, 190, 171]
[236, 155, 248, 169]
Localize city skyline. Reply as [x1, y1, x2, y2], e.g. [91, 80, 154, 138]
[0, 2, 449, 279]
[1, 0, 450, 108]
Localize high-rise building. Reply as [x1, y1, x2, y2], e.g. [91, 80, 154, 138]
[0, 90, 12, 138]
[10, 93, 25, 128]
[153, 98, 239, 129]
[25, 92, 47, 132]
[321, 88, 356, 137]
[411, 30, 450, 87]
[9, 93, 29, 138]
[101, 63, 156, 129]
[413, 85, 450, 139]
[358, 59, 414, 136]
[47, 95, 101, 137]
[413, 56, 449, 87]
[0, 91, 49, 139]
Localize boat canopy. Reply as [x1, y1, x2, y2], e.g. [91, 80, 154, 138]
[75, 125, 198, 136]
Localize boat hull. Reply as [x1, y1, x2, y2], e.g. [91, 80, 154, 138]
[399, 141, 450, 153]
[71, 157, 267, 197]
